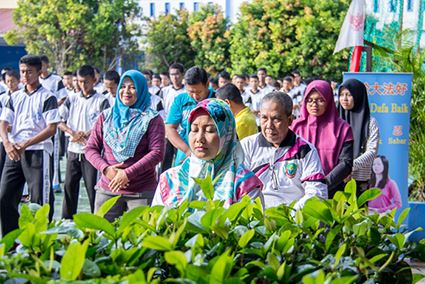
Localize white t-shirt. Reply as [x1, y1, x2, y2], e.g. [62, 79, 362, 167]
[160, 85, 186, 117]
[0, 85, 60, 154]
[150, 94, 165, 120]
[61, 91, 109, 154]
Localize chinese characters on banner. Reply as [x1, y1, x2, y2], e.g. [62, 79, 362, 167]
[343, 73, 413, 219]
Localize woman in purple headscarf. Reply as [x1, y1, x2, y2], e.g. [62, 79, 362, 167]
[291, 80, 353, 198]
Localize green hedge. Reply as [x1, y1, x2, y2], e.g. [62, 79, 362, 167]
[0, 180, 424, 283]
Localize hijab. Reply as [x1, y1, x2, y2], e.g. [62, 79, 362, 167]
[338, 78, 371, 158]
[291, 80, 353, 175]
[103, 70, 158, 162]
[159, 99, 262, 207]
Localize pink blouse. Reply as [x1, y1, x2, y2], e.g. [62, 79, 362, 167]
[368, 178, 402, 213]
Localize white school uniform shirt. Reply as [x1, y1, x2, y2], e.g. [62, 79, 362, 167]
[61, 91, 109, 154]
[150, 94, 165, 120]
[94, 82, 104, 94]
[161, 85, 186, 118]
[0, 85, 60, 154]
[40, 73, 62, 94]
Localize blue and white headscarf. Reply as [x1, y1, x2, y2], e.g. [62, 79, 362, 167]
[103, 70, 158, 162]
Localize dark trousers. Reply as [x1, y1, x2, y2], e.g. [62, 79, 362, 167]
[0, 142, 6, 181]
[0, 150, 54, 237]
[162, 139, 175, 173]
[62, 151, 97, 219]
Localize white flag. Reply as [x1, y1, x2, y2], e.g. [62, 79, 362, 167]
[334, 0, 365, 54]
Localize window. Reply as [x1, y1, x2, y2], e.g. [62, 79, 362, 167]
[407, 0, 413, 12]
[165, 2, 170, 15]
[194, 2, 199, 11]
[150, 3, 155, 17]
[179, 2, 185, 10]
[373, 0, 379, 13]
[389, 0, 396, 12]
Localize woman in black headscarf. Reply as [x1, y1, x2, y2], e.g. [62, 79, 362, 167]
[338, 78, 380, 195]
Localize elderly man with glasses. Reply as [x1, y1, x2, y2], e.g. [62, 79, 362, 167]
[240, 91, 328, 210]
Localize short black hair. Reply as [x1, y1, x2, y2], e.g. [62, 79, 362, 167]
[104, 70, 120, 84]
[77, 65, 95, 78]
[40, 55, 49, 64]
[257, 67, 267, 73]
[184, 66, 208, 85]
[1, 67, 12, 81]
[292, 70, 301, 76]
[63, 71, 73, 76]
[160, 71, 169, 77]
[20, 55, 42, 71]
[5, 70, 20, 80]
[169, 63, 184, 74]
[249, 75, 259, 80]
[153, 74, 161, 80]
[234, 74, 245, 80]
[216, 83, 243, 104]
[142, 70, 153, 80]
[209, 76, 218, 85]
[218, 70, 231, 80]
[283, 76, 293, 82]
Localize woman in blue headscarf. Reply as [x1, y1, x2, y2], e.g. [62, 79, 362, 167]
[86, 70, 165, 221]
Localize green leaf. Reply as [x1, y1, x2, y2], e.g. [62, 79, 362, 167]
[333, 243, 346, 269]
[413, 273, 425, 284]
[1, 229, 22, 252]
[238, 229, 255, 248]
[210, 250, 233, 284]
[73, 213, 115, 238]
[325, 225, 341, 252]
[18, 223, 36, 247]
[164, 250, 188, 276]
[95, 195, 120, 218]
[82, 259, 101, 278]
[142, 235, 173, 251]
[18, 204, 34, 228]
[389, 233, 406, 250]
[358, 188, 381, 207]
[369, 253, 387, 264]
[127, 269, 147, 284]
[303, 197, 333, 225]
[397, 207, 410, 228]
[330, 276, 358, 284]
[193, 175, 214, 200]
[277, 261, 287, 281]
[60, 240, 89, 280]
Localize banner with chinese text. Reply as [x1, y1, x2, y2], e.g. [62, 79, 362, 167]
[343, 72, 412, 216]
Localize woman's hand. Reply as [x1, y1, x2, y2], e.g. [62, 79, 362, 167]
[109, 169, 129, 192]
[103, 163, 124, 180]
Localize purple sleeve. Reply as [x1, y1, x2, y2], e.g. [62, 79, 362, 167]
[390, 179, 402, 209]
[85, 113, 110, 174]
[124, 116, 165, 180]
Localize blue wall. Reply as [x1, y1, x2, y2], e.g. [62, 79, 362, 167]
[0, 45, 27, 71]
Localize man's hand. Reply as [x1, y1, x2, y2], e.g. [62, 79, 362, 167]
[70, 131, 87, 145]
[109, 169, 129, 192]
[15, 140, 30, 156]
[4, 141, 20, 161]
[344, 174, 352, 183]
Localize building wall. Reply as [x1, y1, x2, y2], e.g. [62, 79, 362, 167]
[139, 0, 248, 22]
[0, 0, 17, 9]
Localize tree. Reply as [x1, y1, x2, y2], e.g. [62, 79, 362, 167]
[188, 4, 230, 74]
[143, 10, 195, 72]
[229, 0, 350, 80]
[5, 0, 141, 74]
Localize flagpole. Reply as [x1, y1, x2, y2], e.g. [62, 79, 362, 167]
[350, 46, 362, 72]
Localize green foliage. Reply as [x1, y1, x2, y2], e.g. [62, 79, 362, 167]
[143, 10, 196, 72]
[5, 0, 141, 74]
[188, 4, 231, 74]
[0, 181, 423, 283]
[229, 0, 350, 79]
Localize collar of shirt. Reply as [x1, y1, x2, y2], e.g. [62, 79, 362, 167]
[24, 84, 42, 96]
[79, 90, 96, 99]
[258, 129, 296, 148]
[40, 73, 53, 80]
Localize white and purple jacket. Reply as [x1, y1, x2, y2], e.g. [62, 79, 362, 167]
[240, 131, 328, 209]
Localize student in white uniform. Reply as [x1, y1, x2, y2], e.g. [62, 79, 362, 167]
[103, 70, 120, 107]
[0, 55, 60, 236]
[59, 65, 109, 218]
[39, 55, 65, 192]
[158, 63, 186, 172]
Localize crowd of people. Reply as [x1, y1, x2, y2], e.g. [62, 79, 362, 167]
[0, 54, 402, 236]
